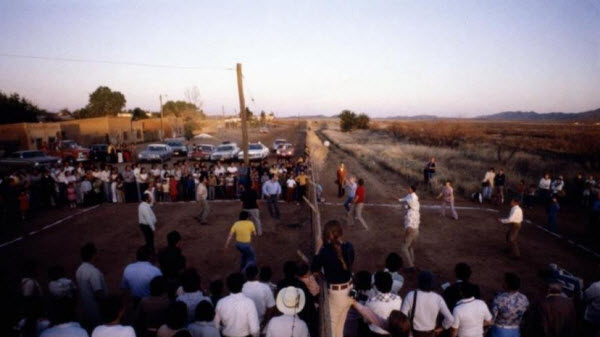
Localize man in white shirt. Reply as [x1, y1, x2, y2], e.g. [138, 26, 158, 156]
[498, 198, 524, 259]
[76, 243, 108, 330]
[450, 286, 492, 337]
[121, 246, 162, 299]
[401, 271, 453, 335]
[100, 166, 111, 203]
[91, 296, 136, 337]
[366, 272, 403, 335]
[138, 193, 157, 251]
[215, 272, 260, 337]
[398, 185, 420, 269]
[176, 268, 212, 322]
[266, 286, 310, 337]
[538, 173, 552, 203]
[242, 265, 276, 326]
[195, 177, 210, 225]
[262, 174, 282, 220]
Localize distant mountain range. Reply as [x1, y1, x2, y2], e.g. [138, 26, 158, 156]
[475, 107, 600, 121]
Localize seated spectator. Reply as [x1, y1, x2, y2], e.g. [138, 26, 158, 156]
[48, 265, 77, 300]
[367, 271, 403, 336]
[351, 302, 411, 337]
[259, 266, 277, 296]
[526, 279, 576, 337]
[21, 259, 43, 298]
[215, 273, 260, 337]
[489, 273, 529, 337]
[265, 286, 310, 337]
[242, 265, 276, 326]
[91, 295, 135, 337]
[297, 263, 320, 298]
[584, 279, 600, 337]
[187, 301, 220, 337]
[159, 231, 186, 280]
[122, 246, 162, 299]
[40, 299, 88, 337]
[208, 279, 224, 306]
[17, 297, 50, 337]
[443, 263, 481, 311]
[400, 270, 454, 336]
[157, 302, 189, 337]
[384, 253, 404, 294]
[135, 276, 170, 336]
[450, 284, 492, 337]
[176, 269, 212, 322]
[76, 242, 108, 330]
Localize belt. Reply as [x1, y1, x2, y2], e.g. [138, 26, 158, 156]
[328, 280, 352, 290]
[493, 324, 519, 329]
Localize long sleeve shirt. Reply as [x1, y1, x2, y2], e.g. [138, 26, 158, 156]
[483, 172, 496, 187]
[262, 180, 281, 197]
[215, 293, 260, 337]
[501, 205, 523, 224]
[311, 242, 354, 284]
[138, 202, 157, 230]
[399, 193, 420, 229]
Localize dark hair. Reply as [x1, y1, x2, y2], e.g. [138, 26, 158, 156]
[410, 185, 417, 192]
[459, 282, 478, 299]
[417, 270, 435, 292]
[374, 271, 393, 293]
[150, 276, 167, 296]
[166, 302, 188, 330]
[385, 253, 403, 272]
[245, 264, 259, 280]
[22, 297, 46, 334]
[49, 298, 77, 325]
[195, 300, 215, 322]
[141, 193, 151, 202]
[283, 261, 297, 279]
[388, 310, 411, 337]
[167, 231, 182, 246]
[239, 211, 249, 220]
[100, 296, 123, 323]
[504, 273, 520, 291]
[48, 265, 65, 281]
[259, 266, 272, 282]
[511, 198, 520, 205]
[454, 263, 472, 281]
[181, 269, 200, 293]
[296, 263, 310, 277]
[209, 279, 224, 299]
[226, 273, 245, 293]
[358, 178, 364, 186]
[173, 331, 192, 337]
[22, 259, 37, 277]
[136, 245, 151, 261]
[80, 242, 97, 262]
[354, 270, 372, 291]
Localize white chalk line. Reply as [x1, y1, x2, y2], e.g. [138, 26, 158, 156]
[527, 219, 600, 259]
[0, 205, 100, 249]
[321, 201, 499, 212]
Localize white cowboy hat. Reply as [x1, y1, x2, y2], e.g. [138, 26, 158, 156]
[276, 286, 306, 315]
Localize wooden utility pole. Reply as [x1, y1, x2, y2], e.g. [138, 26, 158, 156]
[236, 63, 249, 166]
[159, 94, 164, 141]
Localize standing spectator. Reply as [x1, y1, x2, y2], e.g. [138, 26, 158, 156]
[516, 180, 526, 203]
[259, 267, 277, 296]
[225, 173, 235, 199]
[241, 184, 263, 236]
[551, 176, 565, 198]
[498, 198, 524, 259]
[584, 279, 600, 337]
[526, 279, 576, 337]
[337, 163, 347, 197]
[494, 168, 506, 204]
[311, 220, 355, 337]
[482, 168, 495, 201]
[215, 273, 260, 337]
[67, 182, 77, 208]
[366, 271, 403, 336]
[295, 171, 308, 202]
[450, 285, 492, 337]
[48, 265, 77, 300]
[262, 174, 281, 220]
[138, 193, 157, 252]
[18, 190, 29, 220]
[194, 177, 209, 226]
[525, 184, 536, 209]
[21, 260, 42, 298]
[297, 263, 321, 298]
[17, 296, 50, 337]
[443, 263, 481, 312]
[157, 302, 188, 337]
[489, 273, 529, 337]
[350, 178, 368, 229]
[121, 246, 162, 300]
[91, 296, 136, 337]
[187, 301, 219, 337]
[159, 231, 186, 287]
[538, 173, 552, 205]
[398, 186, 420, 269]
[343, 176, 357, 212]
[122, 166, 136, 203]
[437, 180, 458, 220]
[400, 271, 454, 337]
[207, 173, 216, 200]
[100, 165, 111, 203]
[423, 157, 436, 187]
[224, 211, 257, 272]
[384, 253, 404, 294]
[76, 243, 108, 330]
[169, 175, 179, 201]
[286, 174, 297, 203]
[135, 276, 170, 337]
[242, 265, 276, 327]
[265, 286, 310, 337]
[40, 299, 88, 337]
[176, 269, 212, 323]
[546, 197, 560, 233]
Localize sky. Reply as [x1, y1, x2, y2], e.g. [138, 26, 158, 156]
[1, 1, 599, 118]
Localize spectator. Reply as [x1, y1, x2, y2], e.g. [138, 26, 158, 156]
[337, 163, 347, 198]
[345, 271, 374, 337]
[449, 284, 492, 337]
[443, 263, 481, 312]
[437, 180, 458, 220]
[208, 279, 225, 306]
[539, 173, 552, 205]
[494, 168, 506, 204]
[176, 269, 212, 323]
[262, 174, 281, 220]
[424, 157, 436, 187]
[48, 265, 77, 300]
[499, 198, 524, 259]
[265, 286, 310, 337]
[286, 174, 297, 203]
[158, 231, 186, 281]
[352, 302, 411, 337]
[157, 302, 189, 337]
[224, 211, 257, 272]
[91, 296, 135, 337]
[76, 243, 108, 330]
[400, 270, 454, 337]
[551, 176, 565, 198]
[489, 273, 529, 337]
[311, 220, 355, 337]
[584, 279, 600, 337]
[398, 186, 420, 269]
[21, 259, 43, 298]
[367, 271, 403, 336]
[295, 171, 308, 202]
[187, 301, 219, 337]
[17, 297, 50, 337]
[194, 177, 209, 226]
[384, 253, 404, 294]
[135, 276, 170, 337]
[343, 176, 357, 213]
[546, 197, 560, 233]
[138, 193, 157, 251]
[482, 168, 495, 201]
[215, 272, 260, 337]
[240, 183, 263, 236]
[121, 246, 162, 299]
[526, 279, 576, 337]
[242, 265, 276, 326]
[40, 299, 88, 337]
[259, 266, 277, 296]
[297, 263, 320, 298]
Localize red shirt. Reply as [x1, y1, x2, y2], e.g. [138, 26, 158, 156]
[355, 186, 365, 203]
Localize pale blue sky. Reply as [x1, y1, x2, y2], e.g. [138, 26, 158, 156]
[1, 0, 599, 117]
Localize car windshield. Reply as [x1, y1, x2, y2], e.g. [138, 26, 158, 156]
[22, 151, 45, 158]
[63, 142, 78, 148]
[249, 144, 262, 150]
[217, 146, 233, 151]
[167, 142, 183, 147]
[148, 146, 164, 152]
[201, 146, 213, 151]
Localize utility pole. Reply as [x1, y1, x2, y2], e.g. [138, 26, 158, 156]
[159, 94, 164, 141]
[236, 63, 249, 166]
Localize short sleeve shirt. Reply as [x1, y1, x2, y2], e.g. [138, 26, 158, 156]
[491, 291, 529, 327]
[451, 298, 492, 337]
[231, 220, 256, 243]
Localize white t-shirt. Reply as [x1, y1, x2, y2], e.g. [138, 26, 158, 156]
[242, 280, 276, 321]
[91, 324, 135, 337]
[451, 298, 492, 337]
[366, 292, 403, 334]
[286, 179, 297, 189]
[266, 315, 309, 337]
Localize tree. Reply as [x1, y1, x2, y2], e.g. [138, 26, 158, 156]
[0, 91, 45, 124]
[338, 110, 370, 132]
[163, 100, 205, 120]
[130, 107, 149, 121]
[355, 113, 370, 129]
[77, 86, 126, 118]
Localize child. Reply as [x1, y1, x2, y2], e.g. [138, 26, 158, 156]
[169, 175, 178, 201]
[48, 265, 76, 299]
[67, 182, 77, 208]
[162, 179, 171, 202]
[18, 191, 29, 220]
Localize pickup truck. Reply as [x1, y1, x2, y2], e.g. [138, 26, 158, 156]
[47, 140, 90, 163]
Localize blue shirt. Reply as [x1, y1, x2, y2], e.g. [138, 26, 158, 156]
[262, 180, 281, 196]
[40, 322, 88, 337]
[121, 261, 162, 298]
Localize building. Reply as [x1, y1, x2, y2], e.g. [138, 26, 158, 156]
[0, 122, 62, 153]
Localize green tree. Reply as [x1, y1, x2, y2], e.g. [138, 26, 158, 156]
[163, 100, 205, 120]
[339, 110, 357, 132]
[130, 107, 149, 121]
[77, 86, 126, 118]
[355, 113, 370, 129]
[0, 91, 45, 124]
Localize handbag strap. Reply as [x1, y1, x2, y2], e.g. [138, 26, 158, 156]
[410, 290, 418, 328]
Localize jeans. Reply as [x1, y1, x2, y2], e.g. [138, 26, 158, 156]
[139, 224, 154, 252]
[483, 186, 493, 200]
[103, 181, 112, 203]
[344, 196, 354, 212]
[235, 242, 256, 272]
[547, 215, 558, 233]
[208, 186, 215, 200]
[266, 195, 280, 219]
[489, 325, 520, 337]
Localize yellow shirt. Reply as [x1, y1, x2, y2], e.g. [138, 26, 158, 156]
[230, 220, 256, 243]
[295, 175, 308, 186]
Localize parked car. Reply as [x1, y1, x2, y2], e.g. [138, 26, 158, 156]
[89, 144, 109, 162]
[259, 126, 269, 134]
[272, 138, 287, 152]
[47, 140, 90, 163]
[190, 144, 216, 161]
[276, 143, 295, 158]
[165, 138, 189, 156]
[237, 142, 270, 161]
[0, 150, 60, 169]
[210, 143, 240, 161]
[138, 144, 173, 163]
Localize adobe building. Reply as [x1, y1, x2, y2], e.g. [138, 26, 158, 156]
[0, 122, 62, 152]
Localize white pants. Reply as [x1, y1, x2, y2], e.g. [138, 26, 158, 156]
[243, 208, 263, 235]
[328, 285, 354, 337]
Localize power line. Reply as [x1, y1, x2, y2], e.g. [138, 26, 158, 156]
[0, 53, 234, 71]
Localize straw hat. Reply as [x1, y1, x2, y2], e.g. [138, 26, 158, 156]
[276, 287, 306, 315]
